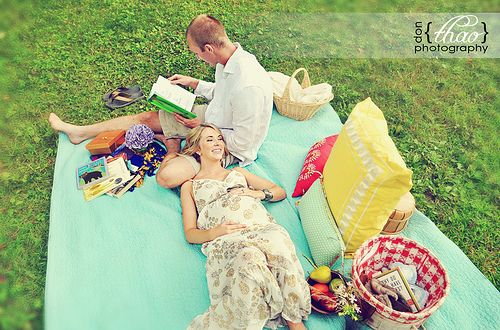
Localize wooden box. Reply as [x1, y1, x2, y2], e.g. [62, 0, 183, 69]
[85, 130, 126, 155]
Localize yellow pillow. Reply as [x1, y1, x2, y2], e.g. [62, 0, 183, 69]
[323, 98, 412, 253]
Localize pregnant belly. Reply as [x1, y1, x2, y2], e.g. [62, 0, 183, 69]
[199, 198, 271, 230]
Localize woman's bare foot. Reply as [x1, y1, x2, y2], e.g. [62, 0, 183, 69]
[48, 113, 89, 144]
[287, 320, 307, 330]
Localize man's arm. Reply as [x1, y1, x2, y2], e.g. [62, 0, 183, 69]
[168, 74, 215, 101]
[224, 86, 266, 158]
[194, 80, 216, 101]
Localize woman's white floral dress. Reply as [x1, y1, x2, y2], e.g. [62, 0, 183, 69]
[188, 170, 311, 329]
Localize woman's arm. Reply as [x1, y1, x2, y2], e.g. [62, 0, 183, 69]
[180, 181, 211, 244]
[232, 167, 286, 202]
[180, 181, 247, 244]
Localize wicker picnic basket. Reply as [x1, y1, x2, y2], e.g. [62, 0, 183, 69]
[273, 68, 334, 121]
[352, 236, 450, 329]
[381, 192, 416, 235]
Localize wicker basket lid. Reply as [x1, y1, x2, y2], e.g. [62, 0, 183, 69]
[389, 192, 415, 220]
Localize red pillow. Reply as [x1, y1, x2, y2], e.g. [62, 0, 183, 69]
[292, 134, 338, 197]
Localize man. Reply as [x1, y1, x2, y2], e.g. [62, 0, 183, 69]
[49, 14, 273, 189]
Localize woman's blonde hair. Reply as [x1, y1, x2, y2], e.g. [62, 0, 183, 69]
[181, 123, 229, 163]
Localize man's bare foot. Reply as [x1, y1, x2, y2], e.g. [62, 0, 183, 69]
[48, 113, 88, 144]
[287, 321, 307, 330]
[155, 135, 179, 163]
[154, 134, 168, 144]
[163, 137, 181, 151]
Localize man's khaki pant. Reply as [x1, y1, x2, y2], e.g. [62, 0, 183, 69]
[158, 104, 208, 139]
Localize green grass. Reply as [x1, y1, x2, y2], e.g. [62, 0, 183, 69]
[0, 0, 498, 328]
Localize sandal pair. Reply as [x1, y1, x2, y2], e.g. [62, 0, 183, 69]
[103, 85, 145, 109]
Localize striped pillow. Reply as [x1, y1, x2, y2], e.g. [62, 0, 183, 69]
[323, 98, 412, 253]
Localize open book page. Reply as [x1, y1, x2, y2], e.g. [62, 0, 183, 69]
[107, 173, 142, 198]
[375, 267, 420, 312]
[149, 75, 196, 112]
[83, 158, 133, 201]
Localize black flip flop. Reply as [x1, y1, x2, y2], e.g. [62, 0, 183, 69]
[105, 91, 145, 109]
[102, 85, 143, 102]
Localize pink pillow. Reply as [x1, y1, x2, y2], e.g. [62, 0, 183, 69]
[292, 134, 338, 197]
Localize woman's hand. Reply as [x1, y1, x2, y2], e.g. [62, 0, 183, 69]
[211, 221, 247, 240]
[229, 187, 265, 200]
[231, 167, 287, 202]
[168, 74, 199, 90]
[173, 113, 201, 128]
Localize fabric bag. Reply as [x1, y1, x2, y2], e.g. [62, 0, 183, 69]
[297, 178, 345, 268]
[268, 68, 334, 121]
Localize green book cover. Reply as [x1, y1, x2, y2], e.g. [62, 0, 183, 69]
[148, 93, 197, 119]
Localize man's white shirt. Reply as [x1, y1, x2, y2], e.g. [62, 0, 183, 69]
[194, 43, 273, 166]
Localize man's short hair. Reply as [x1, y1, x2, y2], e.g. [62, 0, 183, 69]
[186, 14, 228, 50]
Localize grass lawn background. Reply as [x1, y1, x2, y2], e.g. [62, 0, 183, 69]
[0, 0, 498, 328]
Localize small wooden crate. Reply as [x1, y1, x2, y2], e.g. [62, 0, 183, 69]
[381, 192, 415, 235]
[85, 130, 126, 155]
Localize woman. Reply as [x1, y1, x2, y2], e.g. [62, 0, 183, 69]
[180, 124, 311, 329]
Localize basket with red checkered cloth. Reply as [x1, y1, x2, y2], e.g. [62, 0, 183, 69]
[352, 236, 450, 329]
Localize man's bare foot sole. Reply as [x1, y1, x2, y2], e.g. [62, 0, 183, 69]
[154, 134, 169, 144]
[48, 113, 87, 144]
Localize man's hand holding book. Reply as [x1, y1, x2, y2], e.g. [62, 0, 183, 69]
[173, 113, 201, 128]
[168, 74, 200, 90]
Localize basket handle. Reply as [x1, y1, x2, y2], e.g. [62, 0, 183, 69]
[282, 68, 312, 102]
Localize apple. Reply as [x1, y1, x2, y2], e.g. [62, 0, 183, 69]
[329, 278, 346, 293]
[312, 283, 330, 294]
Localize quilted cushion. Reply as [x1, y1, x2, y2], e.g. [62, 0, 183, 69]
[297, 178, 345, 267]
[323, 98, 413, 253]
[292, 134, 338, 197]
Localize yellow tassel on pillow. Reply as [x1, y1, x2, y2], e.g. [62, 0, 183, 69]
[323, 98, 412, 253]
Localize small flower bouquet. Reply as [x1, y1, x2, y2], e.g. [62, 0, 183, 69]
[125, 124, 155, 153]
[336, 282, 362, 321]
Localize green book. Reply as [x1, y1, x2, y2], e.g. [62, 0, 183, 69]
[148, 93, 197, 119]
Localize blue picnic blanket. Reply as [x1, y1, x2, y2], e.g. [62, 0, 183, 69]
[45, 104, 500, 329]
